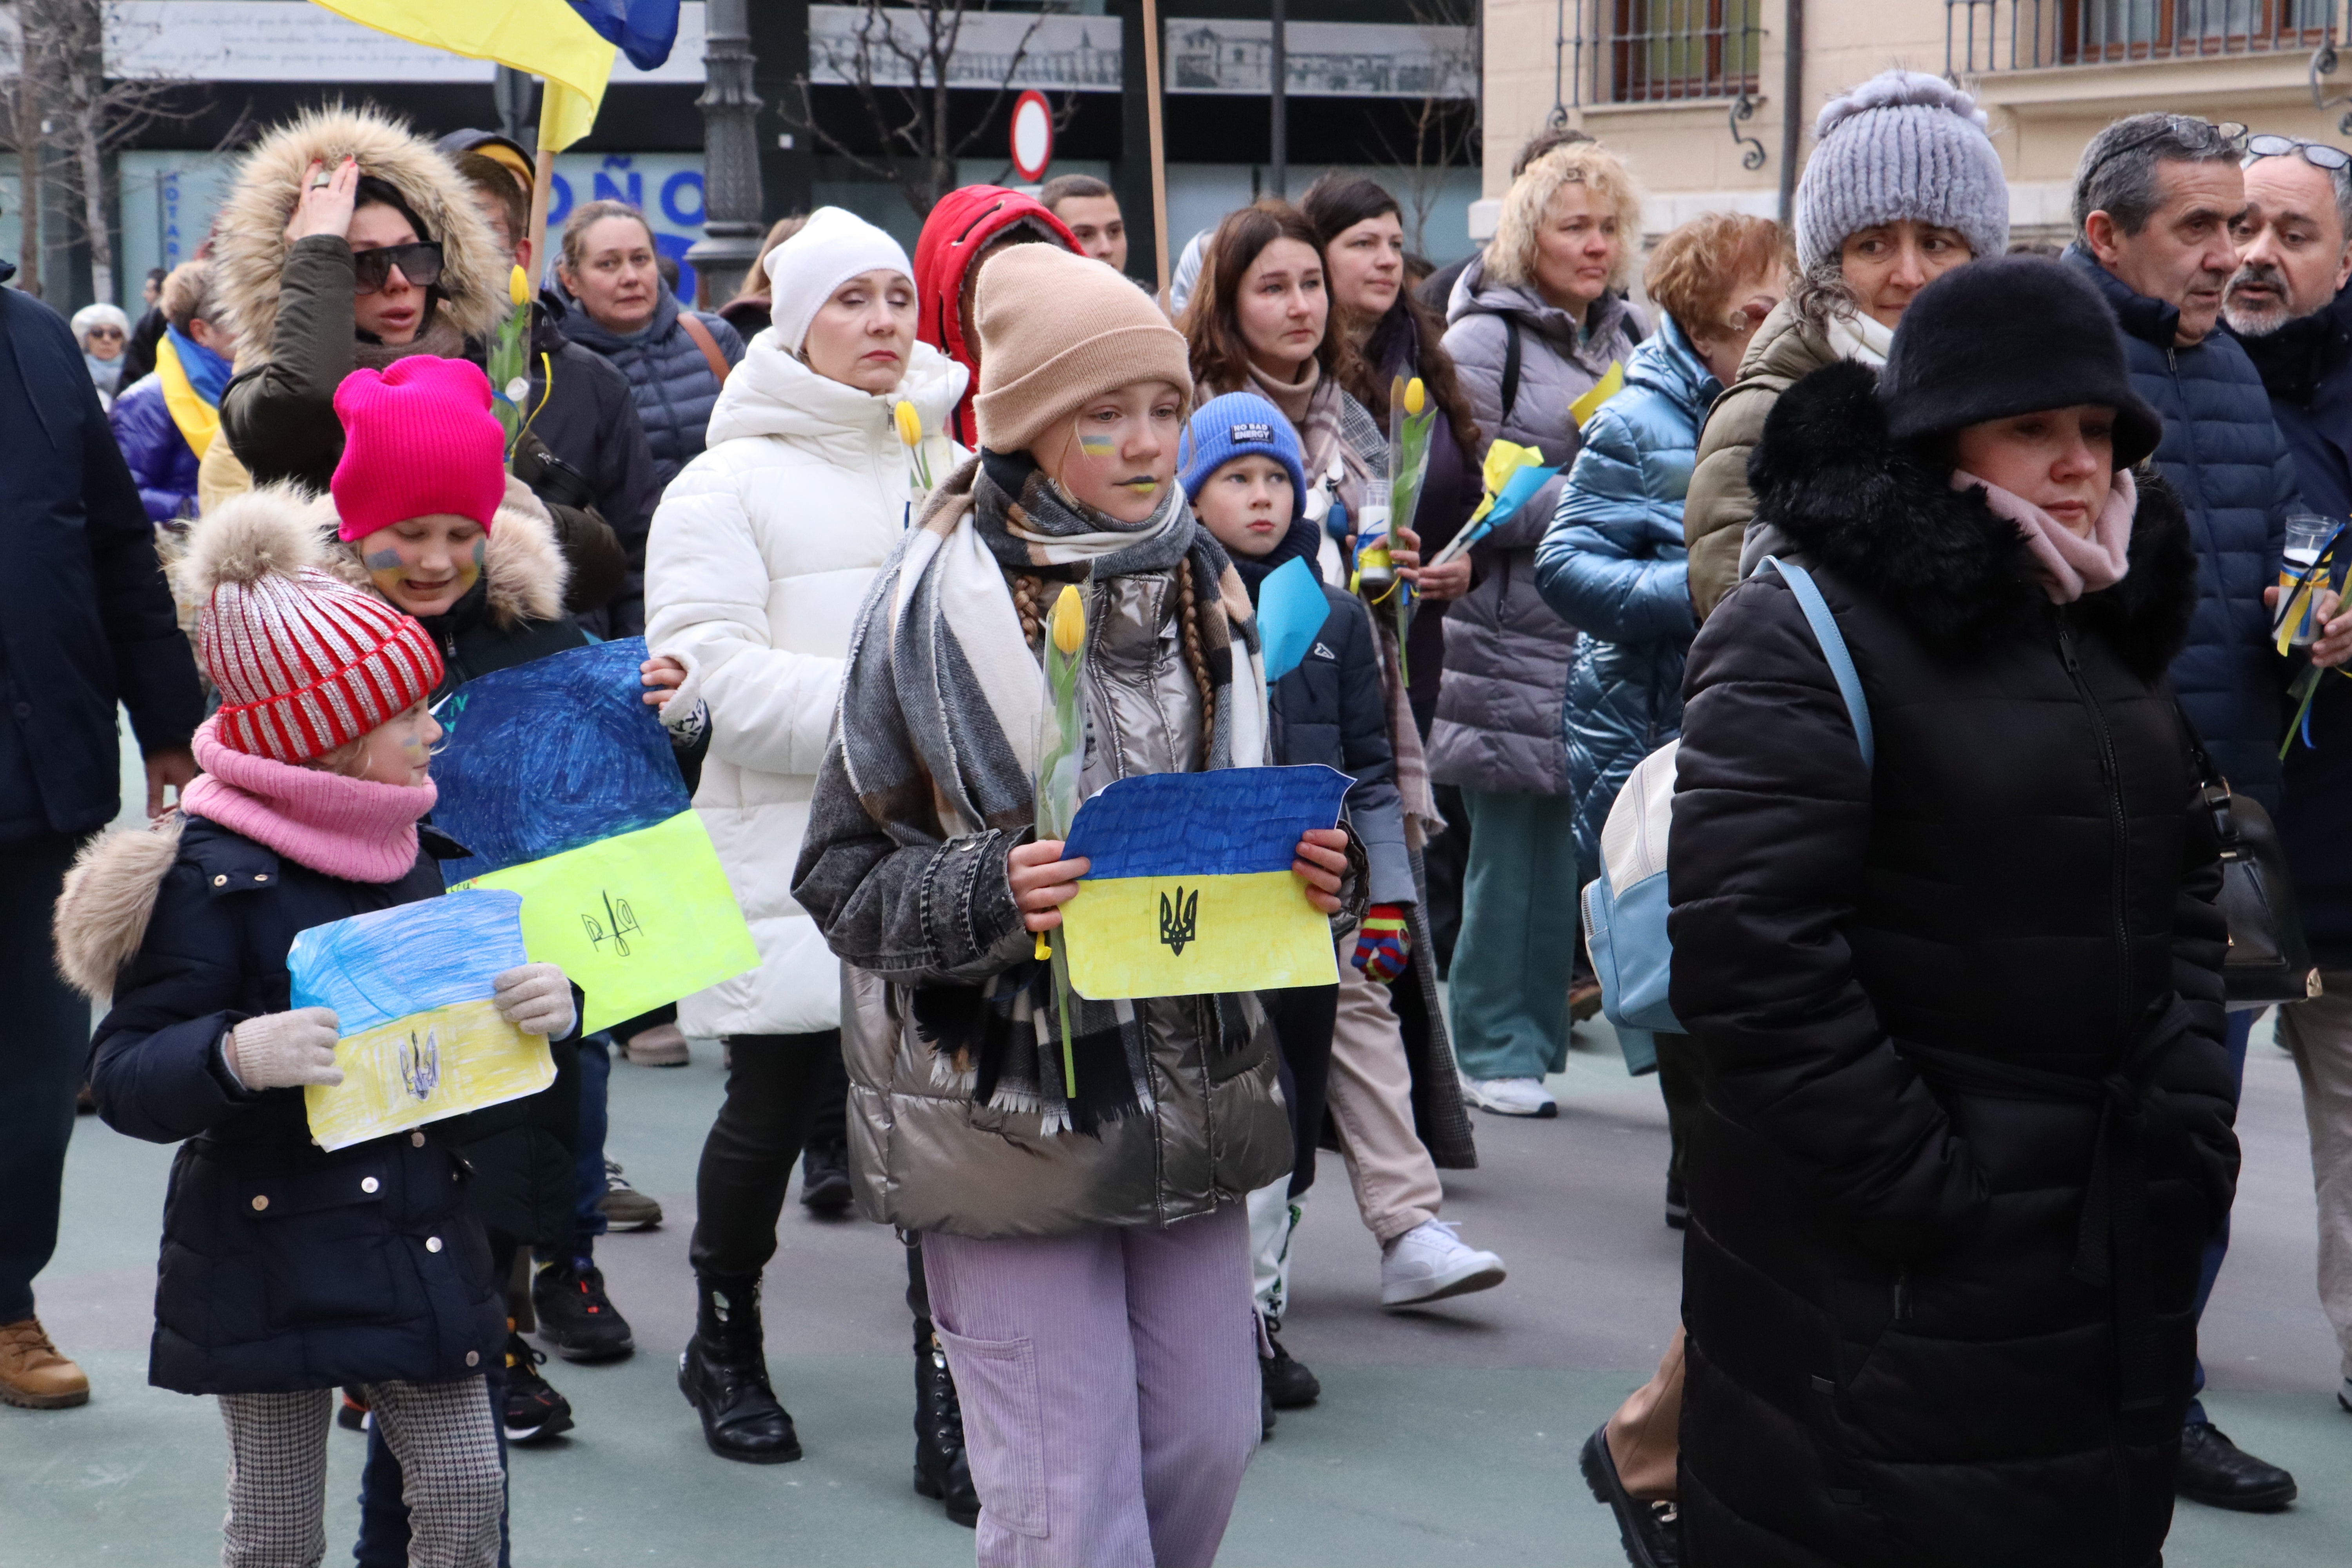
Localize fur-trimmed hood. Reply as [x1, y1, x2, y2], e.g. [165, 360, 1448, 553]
[211, 106, 509, 365]
[171, 479, 569, 633]
[53, 817, 185, 999]
[1748, 358, 2198, 678]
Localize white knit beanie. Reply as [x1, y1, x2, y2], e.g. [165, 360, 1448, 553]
[1795, 70, 2009, 274]
[763, 205, 915, 351]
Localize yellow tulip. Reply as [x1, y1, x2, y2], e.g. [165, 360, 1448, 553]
[1404, 377, 1426, 417]
[1049, 584, 1087, 655]
[894, 399, 923, 448]
[508, 265, 531, 308]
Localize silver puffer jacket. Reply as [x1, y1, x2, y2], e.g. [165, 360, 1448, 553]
[828, 568, 1294, 1239]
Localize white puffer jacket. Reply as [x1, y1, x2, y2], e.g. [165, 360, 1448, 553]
[646, 336, 967, 1037]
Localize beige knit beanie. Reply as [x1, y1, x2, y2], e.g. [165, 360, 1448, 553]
[972, 245, 1193, 453]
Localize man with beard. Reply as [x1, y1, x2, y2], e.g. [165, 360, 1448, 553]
[2225, 134, 2352, 1424]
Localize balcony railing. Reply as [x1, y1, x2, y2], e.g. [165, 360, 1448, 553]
[1947, 0, 2346, 74]
[1557, 0, 1766, 107]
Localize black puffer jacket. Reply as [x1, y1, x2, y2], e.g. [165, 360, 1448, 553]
[1668, 361, 2239, 1568]
[70, 818, 506, 1395]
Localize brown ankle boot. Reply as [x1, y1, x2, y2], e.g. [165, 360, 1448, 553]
[0, 1318, 89, 1408]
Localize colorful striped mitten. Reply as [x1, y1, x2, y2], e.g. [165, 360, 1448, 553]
[1351, 905, 1413, 984]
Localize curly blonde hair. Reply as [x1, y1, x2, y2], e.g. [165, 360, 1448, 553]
[1488, 143, 1643, 296]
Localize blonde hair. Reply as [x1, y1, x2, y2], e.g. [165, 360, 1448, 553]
[1488, 143, 1643, 295]
[160, 261, 216, 335]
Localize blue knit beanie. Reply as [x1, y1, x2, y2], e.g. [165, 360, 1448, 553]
[1180, 392, 1309, 507]
[1795, 70, 2009, 274]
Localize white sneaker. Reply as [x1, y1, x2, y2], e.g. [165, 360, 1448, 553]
[1381, 1220, 1507, 1307]
[1461, 1074, 1557, 1118]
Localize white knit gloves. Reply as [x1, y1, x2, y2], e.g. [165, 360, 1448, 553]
[493, 963, 575, 1039]
[224, 1007, 345, 1091]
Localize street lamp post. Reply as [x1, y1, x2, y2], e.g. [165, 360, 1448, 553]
[685, 0, 765, 307]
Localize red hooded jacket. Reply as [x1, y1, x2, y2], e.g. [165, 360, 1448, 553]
[914, 185, 1081, 447]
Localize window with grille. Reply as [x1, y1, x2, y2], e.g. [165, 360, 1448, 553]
[1949, 0, 2339, 73]
[1611, 0, 1764, 100]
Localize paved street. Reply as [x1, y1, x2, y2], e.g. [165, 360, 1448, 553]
[4, 1000, 2347, 1565]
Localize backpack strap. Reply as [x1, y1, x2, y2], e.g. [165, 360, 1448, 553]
[1760, 556, 1873, 770]
[677, 311, 734, 388]
[1499, 315, 1523, 427]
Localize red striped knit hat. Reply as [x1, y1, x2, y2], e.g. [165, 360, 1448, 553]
[198, 566, 444, 763]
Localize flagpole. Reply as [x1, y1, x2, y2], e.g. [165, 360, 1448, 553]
[1141, 0, 1170, 309]
[528, 140, 556, 290]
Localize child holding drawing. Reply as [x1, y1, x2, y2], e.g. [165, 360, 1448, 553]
[54, 534, 577, 1568]
[791, 244, 1353, 1567]
[1181, 393, 1506, 1424]
[171, 357, 630, 1480]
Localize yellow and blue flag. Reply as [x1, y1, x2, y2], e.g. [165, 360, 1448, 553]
[290, 890, 554, 1151]
[307, 0, 616, 148]
[1058, 766, 1352, 1001]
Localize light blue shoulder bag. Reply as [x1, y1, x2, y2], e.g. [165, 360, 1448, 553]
[1581, 557, 1873, 1062]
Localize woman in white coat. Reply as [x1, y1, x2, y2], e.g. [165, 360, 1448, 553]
[644, 210, 973, 1510]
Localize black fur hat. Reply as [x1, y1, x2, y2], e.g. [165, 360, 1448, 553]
[1878, 254, 2162, 468]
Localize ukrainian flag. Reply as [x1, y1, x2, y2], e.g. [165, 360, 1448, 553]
[1058, 766, 1353, 1001]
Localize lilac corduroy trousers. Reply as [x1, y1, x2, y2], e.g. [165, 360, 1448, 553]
[921, 1202, 1261, 1568]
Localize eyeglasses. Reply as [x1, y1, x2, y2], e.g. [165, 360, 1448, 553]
[2082, 117, 2250, 185]
[85, 326, 124, 341]
[352, 241, 445, 296]
[2245, 134, 2352, 173]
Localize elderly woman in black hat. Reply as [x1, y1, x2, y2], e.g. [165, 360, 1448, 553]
[1664, 254, 2241, 1566]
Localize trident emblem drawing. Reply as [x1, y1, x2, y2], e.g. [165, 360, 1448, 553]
[398, 1025, 441, 1102]
[1159, 886, 1200, 956]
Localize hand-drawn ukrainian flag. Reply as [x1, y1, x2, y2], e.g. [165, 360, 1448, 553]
[1058, 766, 1353, 1001]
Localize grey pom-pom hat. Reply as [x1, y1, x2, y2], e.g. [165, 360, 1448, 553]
[1795, 69, 2010, 274]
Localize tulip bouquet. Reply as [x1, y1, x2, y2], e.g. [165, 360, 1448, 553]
[1034, 584, 1087, 1088]
[895, 397, 937, 512]
[1375, 375, 1438, 671]
[487, 265, 538, 464]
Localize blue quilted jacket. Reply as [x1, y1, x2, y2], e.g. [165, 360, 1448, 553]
[108, 374, 201, 523]
[2068, 245, 2298, 809]
[561, 285, 744, 490]
[1535, 314, 1713, 882]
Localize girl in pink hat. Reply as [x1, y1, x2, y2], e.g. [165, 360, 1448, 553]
[53, 521, 579, 1568]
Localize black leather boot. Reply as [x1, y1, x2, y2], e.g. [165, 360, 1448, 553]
[911, 1318, 980, 1527]
[679, 1274, 801, 1465]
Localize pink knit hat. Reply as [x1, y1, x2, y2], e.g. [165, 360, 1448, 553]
[329, 357, 508, 543]
[199, 566, 445, 764]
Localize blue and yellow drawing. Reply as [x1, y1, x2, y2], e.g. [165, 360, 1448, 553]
[288, 890, 553, 1152]
[1057, 766, 1352, 1000]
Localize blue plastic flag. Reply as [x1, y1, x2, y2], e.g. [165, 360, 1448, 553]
[564, 0, 679, 71]
[1256, 556, 1325, 686]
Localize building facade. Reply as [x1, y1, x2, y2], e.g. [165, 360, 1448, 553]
[1482, 0, 2352, 246]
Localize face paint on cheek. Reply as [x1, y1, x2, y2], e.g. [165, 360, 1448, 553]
[454, 538, 485, 594]
[1077, 432, 1118, 458]
[363, 549, 407, 596]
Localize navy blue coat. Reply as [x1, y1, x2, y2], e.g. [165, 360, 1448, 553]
[2239, 286, 2352, 965]
[2068, 245, 2299, 809]
[1536, 315, 1712, 884]
[0, 282, 204, 843]
[560, 285, 743, 490]
[89, 819, 506, 1396]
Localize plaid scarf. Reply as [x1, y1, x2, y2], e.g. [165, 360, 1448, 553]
[838, 452, 1269, 1134]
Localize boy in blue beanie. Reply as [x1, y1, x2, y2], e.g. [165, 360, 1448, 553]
[1183, 393, 1506, 1422]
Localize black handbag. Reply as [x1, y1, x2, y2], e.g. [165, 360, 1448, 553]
[2183, 712, 2322, 1009]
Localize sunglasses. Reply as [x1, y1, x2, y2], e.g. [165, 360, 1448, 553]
[352, 241, 445, 296]
[2083, 117, 2250, 184]
[85, 326, 124, 340]
[2246, 133, 2352, 173]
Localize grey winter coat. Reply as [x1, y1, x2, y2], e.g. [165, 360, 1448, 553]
[794, 567, 1294, 1239]
[1431, 256, 1641, 795]
[561, 286, 745, 490]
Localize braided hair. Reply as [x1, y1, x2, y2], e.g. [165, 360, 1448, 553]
[1005, 567, 1219, 770]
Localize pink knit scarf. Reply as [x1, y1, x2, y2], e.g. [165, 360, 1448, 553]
[180, 716, 437, 884]
[1953, 466, 2136, 605]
